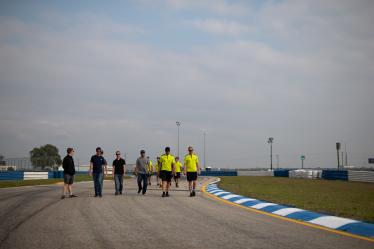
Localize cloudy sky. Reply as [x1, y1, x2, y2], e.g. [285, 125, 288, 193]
[0, 0, 373, 168]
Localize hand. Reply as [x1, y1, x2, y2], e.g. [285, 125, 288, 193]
[183, 170, 186, 175]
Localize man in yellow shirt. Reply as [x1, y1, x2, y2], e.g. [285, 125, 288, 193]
[146, 156, 153, 186]
[184, 146, 200, 197]
[160, 147, 175, 197]
[174, 156, 182, 188]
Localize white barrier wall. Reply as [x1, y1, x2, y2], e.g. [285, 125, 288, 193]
[237, 170, 274, 176]
[289, 169, 322, 179]
[348, 170, 374, 183]
[24, 172, 48, 180]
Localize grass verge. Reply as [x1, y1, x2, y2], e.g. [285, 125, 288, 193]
[0, 175, 131, 188]
[219, 176, 374, 223]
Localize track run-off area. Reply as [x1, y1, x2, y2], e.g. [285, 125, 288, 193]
[0, 177, 373, 249]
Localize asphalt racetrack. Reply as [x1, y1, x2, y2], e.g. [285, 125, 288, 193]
[0, 177, 372, 249]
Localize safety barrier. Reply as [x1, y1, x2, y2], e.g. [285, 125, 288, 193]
[348, 170, 374, 183]
[0, 171, 24, 180]
[237, 170, 274, 176]
[24, 172, 48, 180]
[200, 171, 237, 176]
[274, 169, 289, 177]
[321, 170, 348, 181]
[289, 169, 322, 179]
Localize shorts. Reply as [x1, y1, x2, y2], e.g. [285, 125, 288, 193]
[64, 174, 74, 185]
[187, 172, 197, 182]
[160, 170, 172, 182]
[174, 172, 181, 179]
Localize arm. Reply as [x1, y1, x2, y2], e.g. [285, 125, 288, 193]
[197, 162, 201, 174]
[89, 162, 93, 176]
[112, 162, 115, 178]
[134, 159, 138, 175]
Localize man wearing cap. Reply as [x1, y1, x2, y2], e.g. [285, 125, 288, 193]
[184, 146, 200, 197]
[135, 150, 149, 195]
[89, 147, 108, 197]
[160, 147, 175, 197]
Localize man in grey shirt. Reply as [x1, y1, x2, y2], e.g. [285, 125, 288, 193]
[135, 150, 149, 195]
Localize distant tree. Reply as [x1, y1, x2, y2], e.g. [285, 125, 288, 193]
[30, 144, 62, 170]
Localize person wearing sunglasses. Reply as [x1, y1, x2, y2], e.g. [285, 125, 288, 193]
[184, 146, 200, 197]
[112, 151, 126, 195]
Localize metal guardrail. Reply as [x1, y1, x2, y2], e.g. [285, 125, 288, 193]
[348, 170, 374, 183]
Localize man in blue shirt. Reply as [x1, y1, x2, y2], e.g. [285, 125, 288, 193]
[89, 147, 108, 197]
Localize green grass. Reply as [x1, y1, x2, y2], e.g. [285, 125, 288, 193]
[0, 175, 130, 188]
[219, 176, 374, 223]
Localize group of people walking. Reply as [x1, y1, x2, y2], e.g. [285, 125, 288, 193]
[61, 146, 201, 199]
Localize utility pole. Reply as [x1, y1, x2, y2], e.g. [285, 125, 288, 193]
[176, 121, 181, 158]
[203, 131, 206, 169]
[267, 137, 274, 170]
[336, 142, 341, 170]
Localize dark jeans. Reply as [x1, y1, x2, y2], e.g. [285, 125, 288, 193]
[93, 172, 103, 196]
[114, 174, 124, 194]
[137, 173, 148, 194]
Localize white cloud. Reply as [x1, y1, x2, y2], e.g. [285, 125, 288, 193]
[1, 1, 374, 168]
[187, 18, 252, 35]
[157, 0, 250, 16]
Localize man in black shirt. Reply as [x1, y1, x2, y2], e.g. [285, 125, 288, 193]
[89, 147, 108, 197]
[62, 147, 77, 199]
[112, 150, 126, 195]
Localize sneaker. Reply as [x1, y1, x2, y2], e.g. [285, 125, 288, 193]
[138, 188, 142, 194]
[162, 192, 166, 197]
[166, 192, 169, 197]
[189, 192, 193, 197]
[69, 194, 78, 198]
[94, 194, 98, 197]
[119, 191, 122, 195]
[149, 182, 151, 186]
[115, 192, 118, 196]
[192, 191, 196, 197]
[61, 195, 65, 199]
[142, 192, 146, 195]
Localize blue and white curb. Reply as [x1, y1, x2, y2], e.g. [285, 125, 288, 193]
[205, 183, 374, 238]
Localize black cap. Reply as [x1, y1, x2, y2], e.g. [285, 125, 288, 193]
[140, 150, 145, 154]
[165, 147, 170, 152]
[96, 147, 102, 152]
